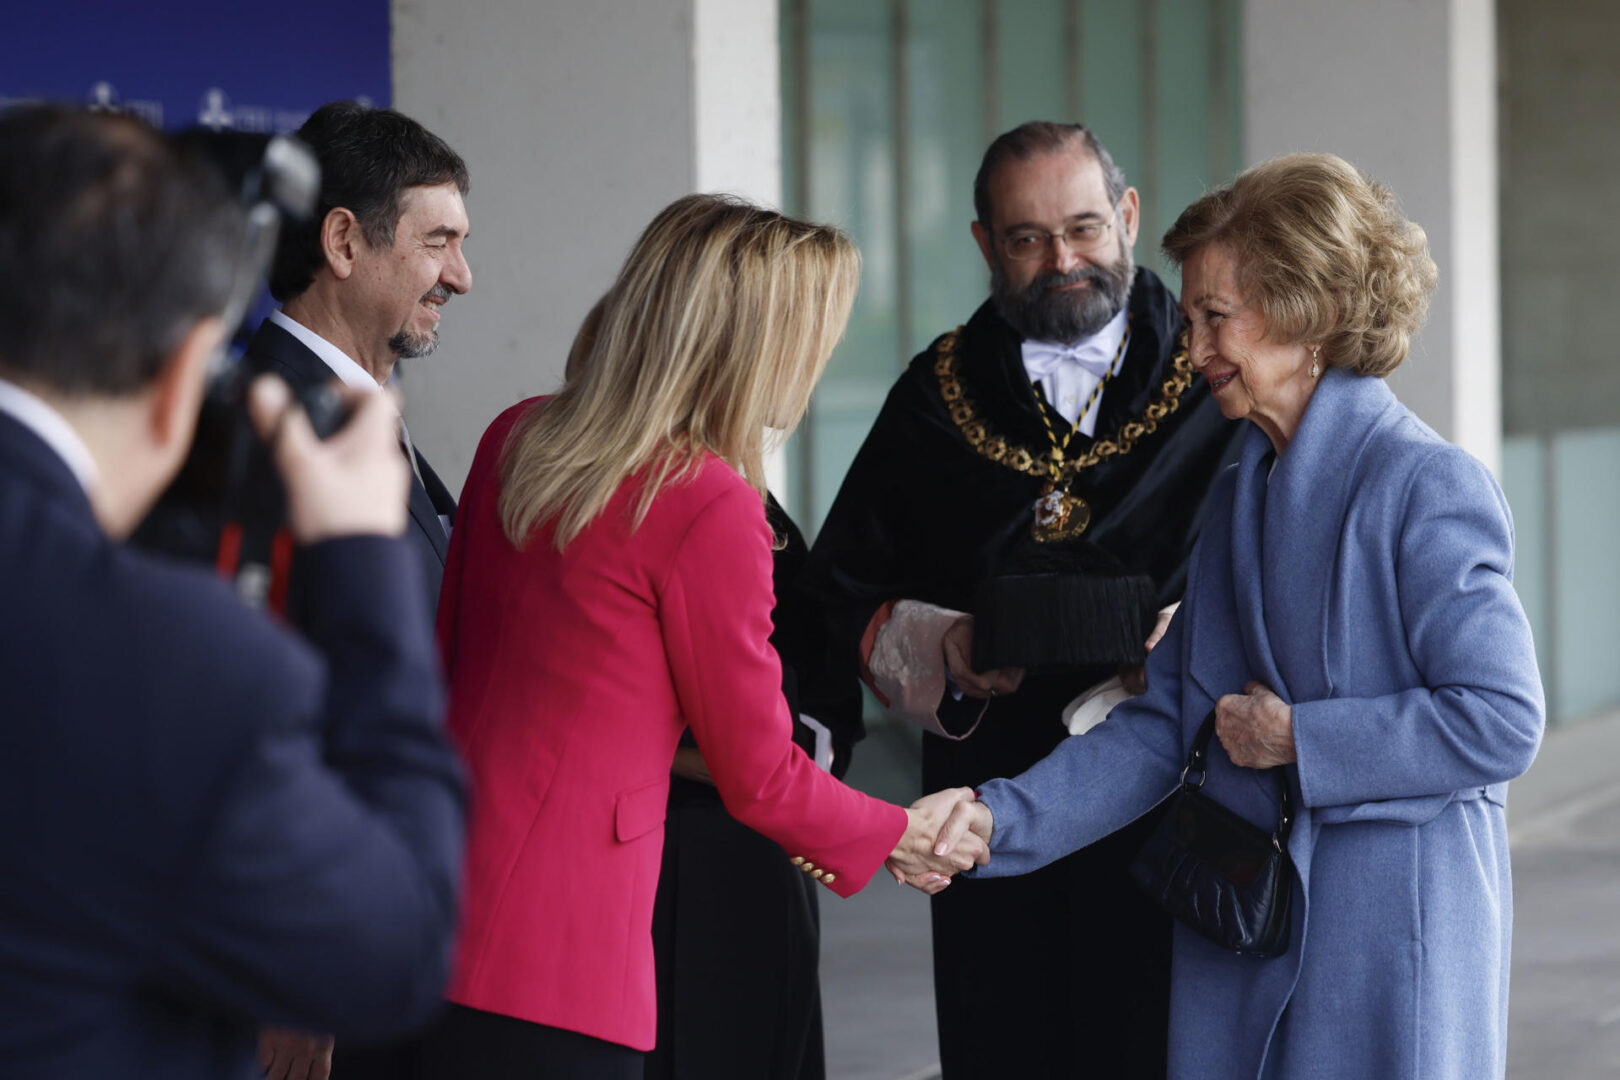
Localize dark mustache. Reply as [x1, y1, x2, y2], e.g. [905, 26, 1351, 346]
[1031, 264, 1111, 292]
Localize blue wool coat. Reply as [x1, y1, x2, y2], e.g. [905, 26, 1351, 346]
[975, 369, 1545, 1079]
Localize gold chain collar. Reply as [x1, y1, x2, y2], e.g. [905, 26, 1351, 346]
[934, 325, 1195, 484]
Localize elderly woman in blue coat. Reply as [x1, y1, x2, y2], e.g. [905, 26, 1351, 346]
[927, 152, 1544, 1079]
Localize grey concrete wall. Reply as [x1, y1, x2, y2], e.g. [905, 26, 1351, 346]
[391, 0, 780, 492]
[1499, 0, 1620, 436]
[1243, 0, 1500, 471]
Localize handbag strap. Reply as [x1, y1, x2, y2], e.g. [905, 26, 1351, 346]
[1181, 711, 1294, 849]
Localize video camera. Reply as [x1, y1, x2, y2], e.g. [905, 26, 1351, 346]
[130, 128, 348, 614]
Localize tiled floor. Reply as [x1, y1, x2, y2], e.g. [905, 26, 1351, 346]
[1505, 709, 1620, 1077]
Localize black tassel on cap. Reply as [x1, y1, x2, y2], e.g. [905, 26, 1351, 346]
[971, 533, 1158, 672]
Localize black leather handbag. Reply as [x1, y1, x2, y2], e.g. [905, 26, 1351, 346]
[1128, 711, 1294, 957]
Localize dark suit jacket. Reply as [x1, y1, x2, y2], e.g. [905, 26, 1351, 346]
[243, 318, 456, 620]
[0, 411, 467, 1079]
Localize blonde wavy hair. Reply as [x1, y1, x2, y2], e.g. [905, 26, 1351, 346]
[499, 194, 860, 550]
[1161, 152, 1437, 377]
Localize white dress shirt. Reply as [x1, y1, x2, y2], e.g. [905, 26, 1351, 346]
[0, 377, 99, 496]
[268, 311, 450, 537]
[1020, 304, 1130, 436]
[268, 309, 379, 392]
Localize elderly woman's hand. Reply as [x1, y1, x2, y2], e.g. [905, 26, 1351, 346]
[1214, 681, 1296, 769]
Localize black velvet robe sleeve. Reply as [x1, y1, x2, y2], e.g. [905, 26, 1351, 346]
[769, 494, 864, 779]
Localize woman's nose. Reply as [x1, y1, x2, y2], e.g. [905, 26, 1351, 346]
[1187, 325, 1213, 368]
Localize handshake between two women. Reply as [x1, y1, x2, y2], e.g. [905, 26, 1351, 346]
[885, 787, 996, 894]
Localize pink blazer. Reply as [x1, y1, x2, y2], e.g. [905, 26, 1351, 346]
[436, 400, 906, 1051]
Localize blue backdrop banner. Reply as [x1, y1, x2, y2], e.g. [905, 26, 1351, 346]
[3, 0, 390, 131]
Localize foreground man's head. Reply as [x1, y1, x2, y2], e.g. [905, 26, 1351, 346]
[0, 104, 244, 534]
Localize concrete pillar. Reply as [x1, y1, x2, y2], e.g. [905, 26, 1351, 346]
[1243, 0, 1500, 473]
[392, 0, 781, 491]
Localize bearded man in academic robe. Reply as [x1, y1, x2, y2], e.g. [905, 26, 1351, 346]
[803, 121, 1244, 1078]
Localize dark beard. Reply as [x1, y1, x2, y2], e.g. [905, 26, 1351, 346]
[989, 241, 1134, 344]
[390, 284, 451, 358]
[389, 326, 439, 359]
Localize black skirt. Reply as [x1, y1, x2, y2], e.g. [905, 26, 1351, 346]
[645, 778, 825, 1080]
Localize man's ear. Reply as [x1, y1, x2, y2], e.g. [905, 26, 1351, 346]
[971, 220, 995, 271]
[320, 206, 363, 280]
[148, 317, 223, 458]
[1118, 187, 1142, 248]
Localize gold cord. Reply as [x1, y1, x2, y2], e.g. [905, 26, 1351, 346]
[1030, 323, 1130, 464]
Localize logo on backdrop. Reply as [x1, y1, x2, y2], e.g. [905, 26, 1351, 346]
[1, 1, 390, 135]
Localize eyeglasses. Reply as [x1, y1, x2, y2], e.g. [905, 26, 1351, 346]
[1000, 216, 1117, 261]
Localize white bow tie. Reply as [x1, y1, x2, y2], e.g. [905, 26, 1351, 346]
[1020, 339, 1116, 379]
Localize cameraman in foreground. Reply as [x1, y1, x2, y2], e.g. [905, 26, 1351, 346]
[0, 105, 466, 1079]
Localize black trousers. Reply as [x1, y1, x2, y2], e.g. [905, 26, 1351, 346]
[931, 811, 1173, 1079]
[334, 1040, 422, 1080]
[646, 782, 825, 1080]
[418, 1004, 644, 1080]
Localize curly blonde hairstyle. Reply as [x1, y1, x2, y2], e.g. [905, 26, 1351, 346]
[1161, 152, 1437, 377]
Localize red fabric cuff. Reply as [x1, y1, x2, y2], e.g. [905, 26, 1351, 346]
[858, 599, 899, 707]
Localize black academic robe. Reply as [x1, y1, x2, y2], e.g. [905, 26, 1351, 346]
[803, 268, 1244, 1078]
[646, 496, 862, 1080]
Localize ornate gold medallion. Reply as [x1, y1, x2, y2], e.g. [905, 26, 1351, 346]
[1032, 483, 1091, 541]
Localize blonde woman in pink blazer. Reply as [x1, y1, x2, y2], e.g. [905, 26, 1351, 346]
[423, 195, 981, 1078]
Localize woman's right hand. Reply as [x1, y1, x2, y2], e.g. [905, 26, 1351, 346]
[1215, 681, 1297, 768]
[930, 794, 995, 884]
[885, 788, 990, 893]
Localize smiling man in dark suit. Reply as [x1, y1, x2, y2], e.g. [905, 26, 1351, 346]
[0, 104, 465, 1080]
[243, 102, 473, 1080]
[251, 101, 471, 625]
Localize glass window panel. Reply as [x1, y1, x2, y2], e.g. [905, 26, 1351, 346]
[1149, 0, 1215, 291]
[1076, 0, 1143, 242]
[780, 0, 805, 218]
[905, 0, 987, 358]
[996, 0, 1069, 131]
[1501, 435, 1551, 708]
[1219, 0, 1244, 184]
[779, 0, 808, 517]
[800, 0, 898, 533]
[1551, 426, 1620, 721]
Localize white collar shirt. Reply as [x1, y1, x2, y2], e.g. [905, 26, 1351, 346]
[1019, 304, 1130, 436]
[0, 376, 100, 496]
[268, 308, 380, 392]
[268, 312, 450, 536]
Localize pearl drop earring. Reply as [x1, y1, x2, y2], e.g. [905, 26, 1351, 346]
[1309, 346, 1321, 380]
